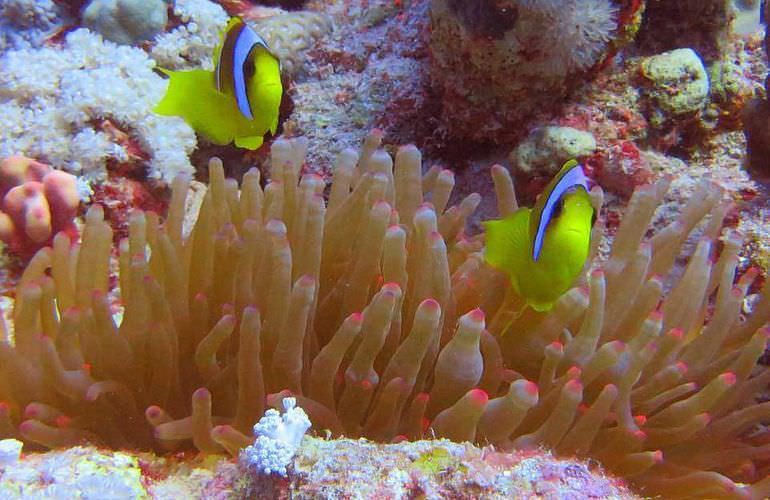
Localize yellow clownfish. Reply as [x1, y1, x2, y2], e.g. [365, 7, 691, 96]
[154, 18, 282, 150]
[483, 160, 596, 313]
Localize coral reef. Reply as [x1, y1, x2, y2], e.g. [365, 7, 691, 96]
[81, 0, 168, 46]
[743, 0, 770, 178]
[638, 48, 710, 130]
[0, 0, 68, 51]
[510, 126, 597, 177]
[0, 132, 768, 498]
[150, 0, 229, 70]
[636, 0, 735, 61]
[0, 446, 146, 498]
[0, 434, 632, 498]
[0, 156, 79, 256]
[250, 10, 332, 77]
[429, 0, 621, 144]
[151, 0, 330, 78]
[0, 28, 196, 183]
[240, 433, 634, 498]
[284, 0, 433, 170]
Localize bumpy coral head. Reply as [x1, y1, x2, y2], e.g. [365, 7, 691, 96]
[0, 156, 79, 257]
[430, 0, 621, 142]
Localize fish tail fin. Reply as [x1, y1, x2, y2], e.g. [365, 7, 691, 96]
[483, 208, 531, 277]
[154, 68, 237, 146]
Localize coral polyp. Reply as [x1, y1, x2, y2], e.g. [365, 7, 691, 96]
[0, 132, 769, 497]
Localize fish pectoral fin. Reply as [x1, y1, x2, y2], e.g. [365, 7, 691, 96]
[234, 134, 264, 150]
[528, 299, 554, 313]
[154, 69, 211, 115]
[483, 208, 531, 275]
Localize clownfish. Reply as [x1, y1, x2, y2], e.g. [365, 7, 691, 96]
[154, 18, 282, 150]
[484, 160, 596, 313]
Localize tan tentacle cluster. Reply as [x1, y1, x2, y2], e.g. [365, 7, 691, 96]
[486, 173, 770, 498]
[0, 132, 768, 498]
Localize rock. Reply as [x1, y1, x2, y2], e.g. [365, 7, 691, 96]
[708, 56, 756, 127]
[510, 126, 597, 176]
[639, 48, 710, 127]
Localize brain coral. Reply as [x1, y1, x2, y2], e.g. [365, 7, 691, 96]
[0, 133, 769, 498]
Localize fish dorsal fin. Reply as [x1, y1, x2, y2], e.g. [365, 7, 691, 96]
[215, 18, 244, 95]
[215, 18, 271, 121]
[530, 159, 589, 262]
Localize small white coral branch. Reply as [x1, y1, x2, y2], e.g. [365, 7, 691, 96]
[239, 397, 311, 477]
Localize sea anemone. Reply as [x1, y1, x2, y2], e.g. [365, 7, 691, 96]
[1, 132, 769, 498]
[520, 0, 619, 77]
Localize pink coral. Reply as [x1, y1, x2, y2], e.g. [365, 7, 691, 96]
[0, 156, 79, 256]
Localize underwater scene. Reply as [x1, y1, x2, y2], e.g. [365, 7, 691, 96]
[1, 0, 770, 498]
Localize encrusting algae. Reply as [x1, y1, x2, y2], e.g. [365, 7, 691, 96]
[0, 131, 769, 498]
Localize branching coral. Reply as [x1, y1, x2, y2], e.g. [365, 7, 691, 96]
[0, 132, 769, 498]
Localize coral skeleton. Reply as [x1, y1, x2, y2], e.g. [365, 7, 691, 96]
[240, 397, 310, 477]
[0, 132, 768, 497]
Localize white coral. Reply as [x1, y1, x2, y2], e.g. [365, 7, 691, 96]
[240, 397, 311, 477]
[0, 0, 66, 51]
[150, 0, 229, 70]
[0, 28, 196, 183]
[0, 439, 22, 467]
